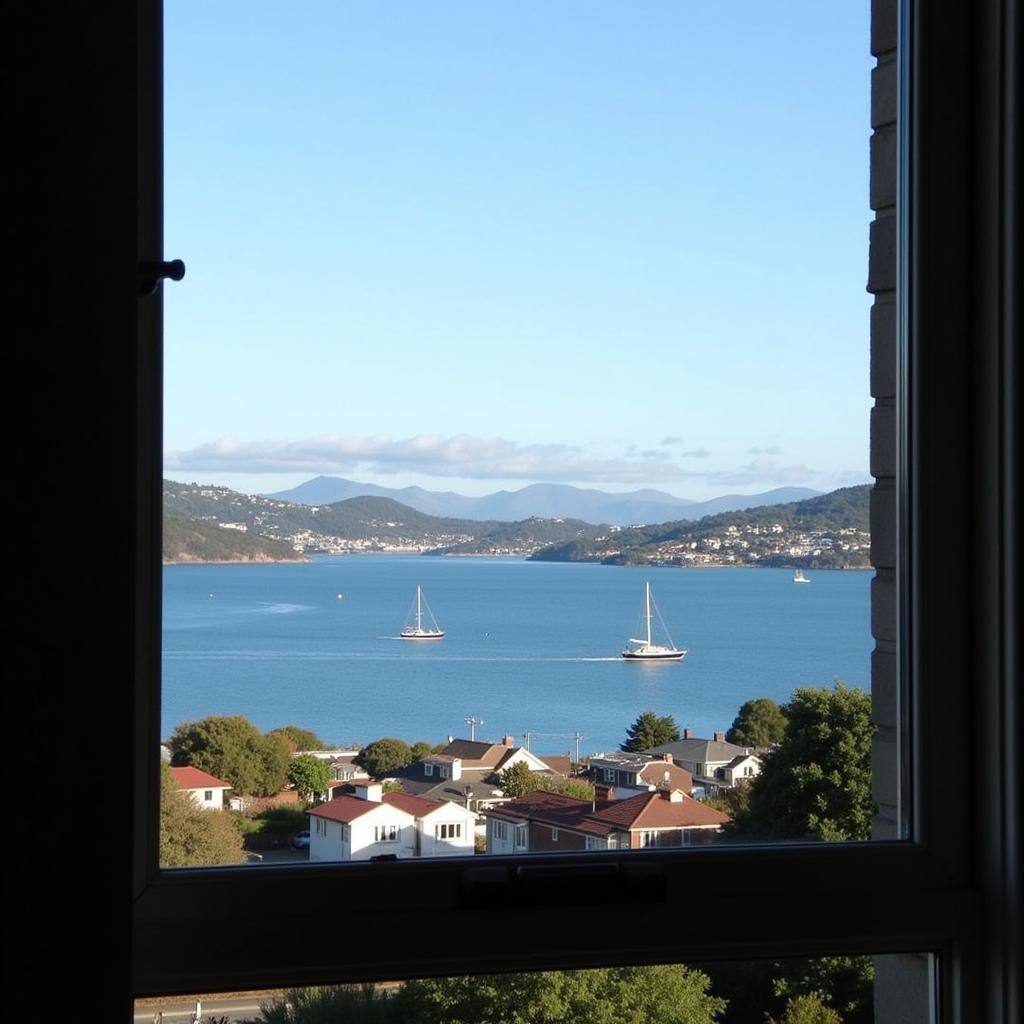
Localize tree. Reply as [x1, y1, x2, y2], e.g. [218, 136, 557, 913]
[772, 957, 872, 1024]
[410, 740, 445, 760]
[498, 762, 595, 801]
[287, 754, 332, 801]
[497, 760, 536, 798]
[354, 737, 414, 778]
[268, 724, 327, 753]
[621, 710, 680, 752]
[767, 994, 843, 1024]
[391, 964, 726, 1024]
[727, 682, 875, 842]
[170, 715, 291, 797]
[159, 764, 245, 867]
[725, 698, 788, 748]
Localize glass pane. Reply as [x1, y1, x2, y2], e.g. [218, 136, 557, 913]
[135, 953, 937, 1023]
[162, 1, 895, 867]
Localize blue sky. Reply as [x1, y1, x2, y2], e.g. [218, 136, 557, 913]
[163, 2, 872, 501]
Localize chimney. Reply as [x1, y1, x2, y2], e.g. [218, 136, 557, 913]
[683, 728, 694, 740]
[714, 731, 726, 743]
[355, 782, 382, 803]
[659, 788, 684, 802]
[450, 757, 462, 781]
[594, 783, 615, 802]
[502, 735, 515, 747]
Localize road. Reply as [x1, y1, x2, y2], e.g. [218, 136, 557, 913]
[133, 992, 280, 1023]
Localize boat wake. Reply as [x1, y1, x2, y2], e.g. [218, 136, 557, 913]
[165, 650, 621, 663]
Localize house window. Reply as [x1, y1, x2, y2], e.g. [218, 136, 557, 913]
[203, 790, 212, 801]
[585, 836, 607, 851]
[374, 824, 399, 843]
[340, 824, 349, 843]
[551, 829, 559, 842]
[514, 824, 528, 850]
[424, 764, 434, 777]
[492, 820, 509, 842]
[439, 766, 449, 780]
[436, 823, 461, 841]
[315, 819, 327, 837]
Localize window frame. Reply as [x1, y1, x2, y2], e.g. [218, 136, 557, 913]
[128, 1, 1020, 1020]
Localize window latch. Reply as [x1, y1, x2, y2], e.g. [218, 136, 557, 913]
[139, 259, 185, 298]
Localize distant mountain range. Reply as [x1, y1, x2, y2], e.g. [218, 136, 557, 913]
[265, 476, 824, 527]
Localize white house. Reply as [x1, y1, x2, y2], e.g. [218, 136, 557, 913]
[645, 730, 762, 794]
[308, 782, 476, 862]
[171, 766, 231, 810]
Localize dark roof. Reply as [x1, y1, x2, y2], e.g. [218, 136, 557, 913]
[392, 777, 506, 803]
[646, 738, 754, 763]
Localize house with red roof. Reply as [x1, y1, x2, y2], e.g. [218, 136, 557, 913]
[483, 787, 730, 855]
[171, 766, 231, 811]
[307, 781, 477, 862]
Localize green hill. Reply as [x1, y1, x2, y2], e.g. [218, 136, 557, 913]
[163, 510, 307, 563]
[529, 485, 872, 569]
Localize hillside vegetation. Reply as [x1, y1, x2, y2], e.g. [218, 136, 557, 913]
[163, 509, 306, 563]
[530, 486, 871, 569]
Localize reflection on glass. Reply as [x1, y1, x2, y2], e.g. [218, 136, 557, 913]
[162, 3, 875, 868]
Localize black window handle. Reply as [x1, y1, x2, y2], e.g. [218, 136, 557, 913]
[139, 259, 185, 297]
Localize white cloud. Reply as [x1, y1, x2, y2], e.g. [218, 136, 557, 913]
[167, 433, 703, 484]
[748, 445, 783, 456]
[165, 433, 865, 491]
[660, 435, 683, 446]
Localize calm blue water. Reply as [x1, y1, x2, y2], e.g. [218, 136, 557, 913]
[162, 556, 871, 756]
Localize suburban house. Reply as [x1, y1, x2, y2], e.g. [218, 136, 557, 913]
[307, 781, 477, 862]
[645, 730, 762, 795]
[586, 751, 694, 796]
[170, 766, 230, 810]
[484, 787, 730, 854]
[390, 735, 565, 823]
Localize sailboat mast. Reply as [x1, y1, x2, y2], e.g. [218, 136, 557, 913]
[645, 582, 652, 645]
[416, 586, 422, 631]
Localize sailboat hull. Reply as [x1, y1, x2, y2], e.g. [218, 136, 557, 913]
[400, 629, 445, 640]
[622, 647, 686, 661]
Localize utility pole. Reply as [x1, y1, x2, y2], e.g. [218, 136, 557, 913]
[465, 716, 483, 741]
[520, 730, 584, 764]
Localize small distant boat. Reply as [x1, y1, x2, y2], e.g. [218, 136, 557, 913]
[400, 585, 444, 640]
[793, 569, 811, 584]
[621, 582, 686, 661]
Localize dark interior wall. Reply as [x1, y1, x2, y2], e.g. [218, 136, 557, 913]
[17, 4, 138, 1017]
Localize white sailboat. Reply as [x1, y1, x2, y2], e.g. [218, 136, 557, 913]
[793, 568, 811, 584]
[400, 585, 445, 640]
[621, 582, 686, 661]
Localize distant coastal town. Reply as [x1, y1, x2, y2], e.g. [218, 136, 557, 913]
[162, 479, 871, 569]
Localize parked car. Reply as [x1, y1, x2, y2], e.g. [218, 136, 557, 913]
[291, 830, 310, 850]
